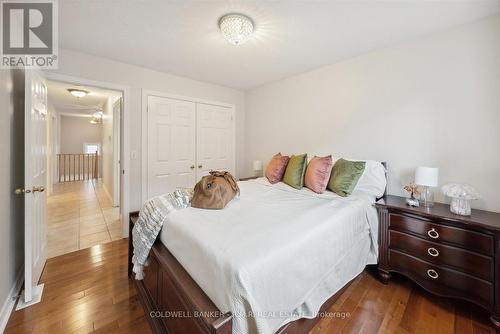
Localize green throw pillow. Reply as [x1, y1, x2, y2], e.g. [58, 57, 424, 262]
[328, 159, 366, 196]
[283, 154, 308, 189]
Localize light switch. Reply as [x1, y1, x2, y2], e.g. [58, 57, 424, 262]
[131, 150, 137, 160]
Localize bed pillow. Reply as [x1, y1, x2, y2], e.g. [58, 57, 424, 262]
[328, 158, 366, 197]
[351, 160, 387, 199]
[304, 155, 334, 193]
[265, 153, 290, 184]
[283, 154, 308, 189]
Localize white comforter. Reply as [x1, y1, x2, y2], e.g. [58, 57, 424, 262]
[160, 178, 379, 334]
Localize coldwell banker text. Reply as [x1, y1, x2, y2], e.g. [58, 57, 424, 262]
[1, 0, 58, 69]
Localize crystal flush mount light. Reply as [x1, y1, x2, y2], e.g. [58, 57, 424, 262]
[219, 13, 254, 45]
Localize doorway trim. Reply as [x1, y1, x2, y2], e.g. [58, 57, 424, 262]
[141, 89, 236, 203]
[44, 72, 131, 238]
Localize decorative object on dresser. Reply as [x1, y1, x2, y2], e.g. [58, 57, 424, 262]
[442, 183, 480, 216]
[376, 195, 500, 328]
[403, 182, 420, 207]
[252, 160, 263, 177]
[415, 166, 439, 207]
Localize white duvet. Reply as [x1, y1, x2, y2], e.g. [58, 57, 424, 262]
[160, 178, 379, 334]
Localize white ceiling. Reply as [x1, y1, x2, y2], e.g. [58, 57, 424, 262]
[47, 80, 120, 116]
[59, 1, 500, 90]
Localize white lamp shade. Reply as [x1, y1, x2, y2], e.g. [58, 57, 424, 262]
[253, 160, 263, 171]
[415, 166, 439, 187]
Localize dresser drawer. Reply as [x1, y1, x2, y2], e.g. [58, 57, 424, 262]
[389, 230, 493, 281]
[389, 249, 493, 308]
[389, 213, 493, 255]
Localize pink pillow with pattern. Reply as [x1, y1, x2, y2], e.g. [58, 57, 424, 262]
[304, 155, 334, 193]
[265, 153, 290, 184]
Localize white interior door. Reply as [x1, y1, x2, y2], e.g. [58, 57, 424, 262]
[196, 103, 235, 178]
[18, 70, 48, 308]
[147, 96, 196, 198]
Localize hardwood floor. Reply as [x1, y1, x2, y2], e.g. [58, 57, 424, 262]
[5, 239, 151, 334]
[5, 239, 495, 334]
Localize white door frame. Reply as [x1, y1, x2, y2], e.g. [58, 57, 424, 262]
[112, 98, 121, 207]
[45, 72, 131, 238]
[141, 89, 235, 203]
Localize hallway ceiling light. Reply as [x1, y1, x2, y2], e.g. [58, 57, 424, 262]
[67, 88, 89, 98]
[90, 109, 103, 125]
[219, 13, 254, 45]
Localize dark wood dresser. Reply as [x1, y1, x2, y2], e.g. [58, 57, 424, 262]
[375, 195, 500, 328]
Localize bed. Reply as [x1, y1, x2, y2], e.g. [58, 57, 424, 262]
[129, 161, 387, 334]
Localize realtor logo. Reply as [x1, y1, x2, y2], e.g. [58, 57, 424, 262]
[1, 0, 58, 68]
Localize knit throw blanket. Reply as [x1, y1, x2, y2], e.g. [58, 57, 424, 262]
[132, 189, 192, 280]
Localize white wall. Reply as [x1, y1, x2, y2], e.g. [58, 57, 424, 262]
[0, 69, 24, 331]
[48, 49, 245, 211]
[59, 115, 102, 154]
[245, 14, 500, 212]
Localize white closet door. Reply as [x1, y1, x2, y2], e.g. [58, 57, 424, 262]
[196, 103, 235, 178]
[147, 96, 196, 198]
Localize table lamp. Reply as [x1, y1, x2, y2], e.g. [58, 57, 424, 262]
[253, 160, 263, 177]
[415, 166, 439, 207]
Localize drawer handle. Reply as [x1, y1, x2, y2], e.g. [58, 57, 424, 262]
[427, 228, 439, 239]
[427, 247, 439, 257]
[427, 269, 439, 279]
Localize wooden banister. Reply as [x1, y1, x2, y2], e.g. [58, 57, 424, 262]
[56, 153, 99, 183]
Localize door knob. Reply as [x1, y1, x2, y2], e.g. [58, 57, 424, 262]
[14, 188, 32, 195]
[15, 188, 26, 195]
[32, 186, 45, 193]
[198, 165, 203, 169]
[190, 165, 195, 170]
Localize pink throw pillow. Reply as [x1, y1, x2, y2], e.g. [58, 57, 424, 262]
[304, 156, 334, 193]
[265, 153, 290, 184]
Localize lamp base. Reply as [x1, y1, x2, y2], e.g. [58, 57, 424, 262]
[420, 186, 434, 208]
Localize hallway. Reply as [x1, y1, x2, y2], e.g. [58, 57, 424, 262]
[47, 180, 123, 258]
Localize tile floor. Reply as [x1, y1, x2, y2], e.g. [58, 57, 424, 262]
[47, 179, 123, 258]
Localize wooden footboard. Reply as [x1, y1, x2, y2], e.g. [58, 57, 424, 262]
[129, 211, 354, 334]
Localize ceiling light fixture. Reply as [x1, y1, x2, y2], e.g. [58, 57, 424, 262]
[67, 88, 89, 98]
[90, 109, 103, 125]
[219, 13, 254, 45]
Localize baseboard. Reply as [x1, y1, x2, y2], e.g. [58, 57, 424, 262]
[0, 268, 23, 333]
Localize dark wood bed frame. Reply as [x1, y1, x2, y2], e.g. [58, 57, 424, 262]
[128, 162, 387, 334]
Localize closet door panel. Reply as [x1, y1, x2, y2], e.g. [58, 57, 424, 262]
[147, 96, 196, 198]
[196, 103, 235, 179]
